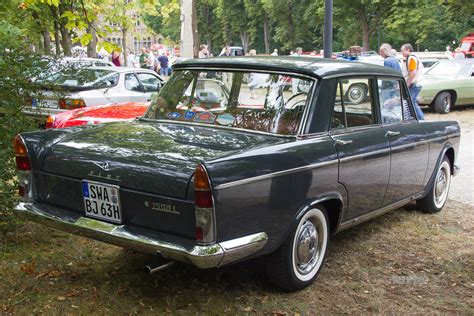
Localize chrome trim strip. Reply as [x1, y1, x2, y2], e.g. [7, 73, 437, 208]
[15, 202, 268, 269]
[214, 159, 338, 190]
[339, 148, 390, 163]
[336, 194, 421, 232]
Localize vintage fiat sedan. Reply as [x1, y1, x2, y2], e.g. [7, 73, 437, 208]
[14, 57, 460, 290]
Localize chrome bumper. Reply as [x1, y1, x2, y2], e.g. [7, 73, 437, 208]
[15, 202, 268, 269]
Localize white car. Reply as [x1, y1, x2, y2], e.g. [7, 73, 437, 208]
[62, 57, 115, 68]
[26, 67, 164, 116]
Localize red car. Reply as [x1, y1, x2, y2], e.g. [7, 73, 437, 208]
[45, 102, 150, 129]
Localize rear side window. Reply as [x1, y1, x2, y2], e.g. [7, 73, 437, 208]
[378, 79, 403, 124]
[331, 78, 376, 129]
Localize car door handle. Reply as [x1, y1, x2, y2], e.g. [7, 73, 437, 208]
[385, 131, 400, 137]
[335, 139, 353, 146]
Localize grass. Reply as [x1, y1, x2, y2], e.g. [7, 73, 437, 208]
[1, 199, 473, 314]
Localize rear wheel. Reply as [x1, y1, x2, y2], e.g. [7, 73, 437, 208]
[266, 206, 329, 291]
[434, 91, 454, 114]
[345, 83, 367, 104]
[417, 156, 452, 213]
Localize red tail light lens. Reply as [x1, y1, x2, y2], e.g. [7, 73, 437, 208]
[59, 99, 85, 110]
[194, 164, 215, 243]
[45, 115, 55, 129]
[14, 135, 31, 171]
[194, 165, 213, 208]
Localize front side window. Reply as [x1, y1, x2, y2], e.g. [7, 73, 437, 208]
[331, 78, 375, 129]
[144, 70, 314, 135]
[125, 73, 142, 92]
[137, 73, 161, 93]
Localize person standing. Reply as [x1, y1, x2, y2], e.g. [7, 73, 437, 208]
[111, 50, 123, 67]
[139, 47, 148, 69]
[199, 44, 209, 58]
[379, 43, 402, 74]
[401, 43, 424, 120]
[125, 49, 135, 67]
[453, 47, 466, 60]
[158, 52, 170, 79]
[146, 47, 155, 71]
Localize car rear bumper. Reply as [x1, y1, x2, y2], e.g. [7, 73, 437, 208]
[15, 202, 268, 268]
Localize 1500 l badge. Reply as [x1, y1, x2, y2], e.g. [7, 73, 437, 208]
[144, 201, 180, 215]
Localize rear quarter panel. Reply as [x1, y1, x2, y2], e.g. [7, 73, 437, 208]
[204, 135, 342, 254]
[421, 120, 460, 189]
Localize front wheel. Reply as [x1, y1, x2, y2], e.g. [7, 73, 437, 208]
[266, 206, 329, 291]
[416, 156, 452, 213]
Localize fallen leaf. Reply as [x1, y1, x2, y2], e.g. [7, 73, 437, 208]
[20, 260, 36, 276]
[243, 306, 253, 312]
[57, 296, 66, 301]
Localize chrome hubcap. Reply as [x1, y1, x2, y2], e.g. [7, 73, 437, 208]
[443, 95, 451, 112]
[349, 88, 363, 102]
[295, 220, 321, 275]
[434, 162, 450, 208]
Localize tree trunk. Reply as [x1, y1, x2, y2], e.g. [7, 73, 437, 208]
[191, 0, 199, 58]
[357, 8, 370, 51]
[122, 27, 128, 56]
[50, 6, 61, 55]
[87, 26, 97, 58]
[263, 13, 270, 54]
[58, 5, 71, 56]
[43, 29, 51, 55]
[240, 32, 249, 53]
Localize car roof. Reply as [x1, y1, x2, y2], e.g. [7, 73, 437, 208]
[87, 66, 158, 73]
[175, 56, 402, 79]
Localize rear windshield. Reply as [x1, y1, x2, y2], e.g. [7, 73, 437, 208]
[41, 68, 119, 88]
[426, 62, 472, 77]
[144, 69, 315, 135]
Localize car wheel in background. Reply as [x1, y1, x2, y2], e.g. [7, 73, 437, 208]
[266, 206, 329, 291]
[434, 91, 454, 114]
[416, 156, 452, 213]
[345, 83, 367, 104]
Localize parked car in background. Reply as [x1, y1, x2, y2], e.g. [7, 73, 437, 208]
[418, 60, 474, 113]
[25, 67, 164, 116]
[62, 57, 115, 68]
[459, 32, 474, 58]
[45, 102, 150, 129]
[219, 46, 245, 56]
[15, 57, 460, 291]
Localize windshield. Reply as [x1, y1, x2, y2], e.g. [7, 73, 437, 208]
[41, 68, 119, 88]
[426, 62, 471, 77]
[460, 42, 471, 51]
[144, 70, 315, 135]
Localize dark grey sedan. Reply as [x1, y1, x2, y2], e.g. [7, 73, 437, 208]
[14, 57, 460, 290]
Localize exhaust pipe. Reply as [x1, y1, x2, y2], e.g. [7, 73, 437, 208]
[145, 261, 175, 275]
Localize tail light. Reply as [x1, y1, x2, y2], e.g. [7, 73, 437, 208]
[45, 115, 55, 129]
[194, 164, 215, 244]
[14, 135, 30, 171]
[59, 98, 85, 110]
[14, 134, 34, 201]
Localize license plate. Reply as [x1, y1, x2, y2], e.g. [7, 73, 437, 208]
[32, 98, 58, 108]
[82, 180, 122, 224]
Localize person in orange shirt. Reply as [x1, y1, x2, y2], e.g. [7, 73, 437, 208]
[401, 43, 425, 120]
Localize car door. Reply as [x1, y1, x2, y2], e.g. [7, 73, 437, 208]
[330, 77, 391, 220]
[124, 72, 145, 102]
[377, 77, 429, 205]
[135, 72, 163, 101]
